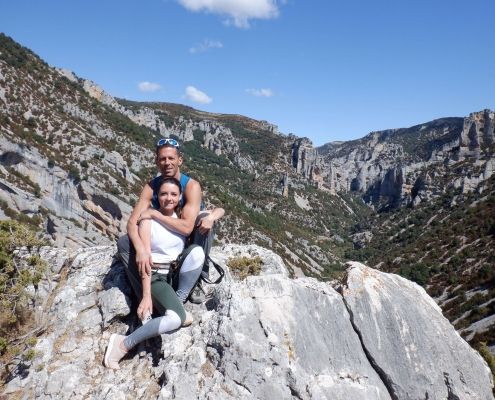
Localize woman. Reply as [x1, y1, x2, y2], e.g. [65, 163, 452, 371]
[104, 177, 203, 369]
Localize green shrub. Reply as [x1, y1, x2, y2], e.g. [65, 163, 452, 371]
[68, 164, 81, 182]
[33, 183, 41, 198]
[23, 348, 37, 361]
[0, 337, 6, 354]
[7, 167, 39, 194]
[35, 362, 45, 372]
[0, 220, 46, 343]
[26, 117, 37, 128]
[0, 205, 43, 228]
[476, 342, 495, 389]
[227, 256, 262, 280]
[193, 129, 205, 142]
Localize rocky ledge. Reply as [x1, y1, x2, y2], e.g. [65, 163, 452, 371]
[2, 244, 493, 399]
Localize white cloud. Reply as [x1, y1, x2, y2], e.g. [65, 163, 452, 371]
[189, 39, 224, 54]
[185, 86, 212, 104]
[177, 0, 281, 28]
[138, 81, 162, 92]
[246, 88, 274, 97]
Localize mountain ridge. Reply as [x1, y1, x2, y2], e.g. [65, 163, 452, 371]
[1, 32, 494, 365]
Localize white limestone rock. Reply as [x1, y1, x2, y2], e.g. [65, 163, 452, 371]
[350, 231, 373, 249]
[342, 261, 494, 400]
[289, 110, 495, 208]
[187, 274, 392, 400]
[2, 246, 493, 400]
[210, 243, 288, 276]
[98, 287, 131, 327]
[56, 68, 78, 83]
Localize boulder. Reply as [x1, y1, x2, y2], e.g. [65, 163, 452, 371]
[2, 246, 492, 399]
[342, 261, 493, 400]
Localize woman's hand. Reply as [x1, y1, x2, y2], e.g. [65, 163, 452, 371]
[138, 209, 158, 224]
[137, 296, 153, 320]
[136, 248, 152, 277]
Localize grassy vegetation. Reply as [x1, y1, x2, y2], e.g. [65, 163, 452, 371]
[389, 118, 463, 160]
[0, 33, 50, 74]
[5, 168, 41, 197]
[227, 256, 262, 280]
[0, 221, 47, 355]
[96, 104, 158, 147]
[476, 342, 495, 395]
[222, 119, 285, 163]
[0, 200, 43, 229]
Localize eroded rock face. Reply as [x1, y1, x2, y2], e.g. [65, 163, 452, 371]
[459, 110, 495, 155]
[0, 134, 133, 248]
[2, 246, 493, 399]
[290, 111, 495, 208]
[196, 274, 391, 399]
[342, 262, 494, 400]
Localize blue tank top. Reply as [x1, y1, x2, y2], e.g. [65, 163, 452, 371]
[149, 173, 190, 210]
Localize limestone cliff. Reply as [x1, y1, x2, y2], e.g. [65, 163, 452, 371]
[2, 245, 492, 399]
[290, 111, 495, 208]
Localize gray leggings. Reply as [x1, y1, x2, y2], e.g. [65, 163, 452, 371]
[124, 309, 181, 350]
[175, 246, 205, 302]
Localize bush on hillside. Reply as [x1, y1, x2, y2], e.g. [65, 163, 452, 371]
[227, 256, 262, 281]
[0, 220, 46, 354]
[476, 342, 495, 394]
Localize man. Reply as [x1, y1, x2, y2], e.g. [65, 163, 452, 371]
[118, 138, 209, 304]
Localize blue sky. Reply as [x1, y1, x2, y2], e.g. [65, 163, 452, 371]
[1, 0, 494, 145]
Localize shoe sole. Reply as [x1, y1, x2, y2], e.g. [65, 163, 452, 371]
[182, 312, 193, 327]
[104, 333, 119, 369]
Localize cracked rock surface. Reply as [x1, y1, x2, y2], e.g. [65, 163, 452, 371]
[342, 262, 494, 400]
[2, 246, 493, 399]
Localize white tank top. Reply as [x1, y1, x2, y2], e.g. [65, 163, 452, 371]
[150, 213, 185, 263]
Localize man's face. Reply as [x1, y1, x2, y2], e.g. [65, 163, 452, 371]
[156, 146, 182, 178]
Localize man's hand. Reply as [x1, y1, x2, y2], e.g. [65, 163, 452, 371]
[137, 295, 153, 320]
[197, 214, 214, 235]
[136, 248, 152, 278]
[196, 208, 224, 235]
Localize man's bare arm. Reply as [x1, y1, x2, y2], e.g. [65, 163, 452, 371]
[127, 184, 154, 275]
[138, 179, 202, 236]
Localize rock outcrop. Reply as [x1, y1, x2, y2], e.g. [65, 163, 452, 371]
[79, 80, 252, 172]
[0, 137, 132, 248]
[290, 111, 495, 208]
[3, 245, 492, 399]
[343, 264, 492, 400]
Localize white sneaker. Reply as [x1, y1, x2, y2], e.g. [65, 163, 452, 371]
[141, 311, 152, 325]
[181, 311, 193, 327]
[104, 334, 127, 370]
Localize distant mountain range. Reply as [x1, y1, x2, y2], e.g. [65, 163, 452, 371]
[0, 32, 494, 356]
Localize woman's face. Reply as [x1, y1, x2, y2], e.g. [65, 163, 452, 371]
[158, 182, 180, 213]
